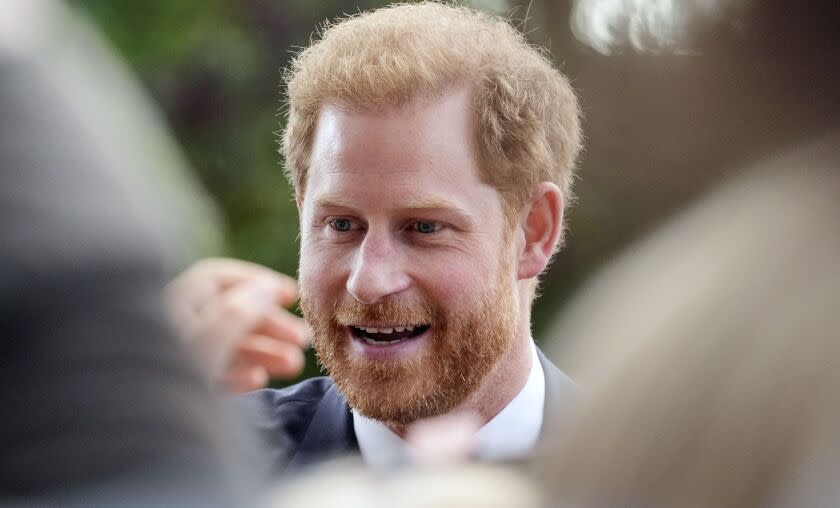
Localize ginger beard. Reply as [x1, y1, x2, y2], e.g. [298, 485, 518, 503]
[299, 254, 519, 426]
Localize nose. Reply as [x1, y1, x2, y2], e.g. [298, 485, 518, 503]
[346, 232, 411, 304]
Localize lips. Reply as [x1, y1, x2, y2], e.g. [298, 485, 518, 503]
[349, 324, 431, 345]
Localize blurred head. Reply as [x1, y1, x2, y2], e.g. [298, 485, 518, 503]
[289, 3, 581, 426]
[571, 0, 840, 59]
[541, 146, 840, 507]
[570, 0, 749, 55]
[571, 0, 840, 151]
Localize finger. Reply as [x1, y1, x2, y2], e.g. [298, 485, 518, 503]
[192, 258, 299, 307]
[165, 273, 217, 331]
[236, 334, 306, 378]
[253, 308, 310, 349]
[192, 280, 279, 373]
[222, 364, 269, 394]
[167, 259, 234, 310]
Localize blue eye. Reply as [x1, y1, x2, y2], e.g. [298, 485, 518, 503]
[413, 221, 440, 234]
[330, 218, 353, 232]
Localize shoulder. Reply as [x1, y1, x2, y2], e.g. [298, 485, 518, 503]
[237, 377, 335, 442]
[247, 376, 336, 405]
[235, 376, 359, 472]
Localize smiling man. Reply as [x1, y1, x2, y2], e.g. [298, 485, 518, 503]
[171, 2, 582, 471]
[300, 89, 532, 439]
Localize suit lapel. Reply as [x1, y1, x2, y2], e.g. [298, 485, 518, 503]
[288, 382, 358, 468]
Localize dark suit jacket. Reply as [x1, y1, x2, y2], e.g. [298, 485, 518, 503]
[240, 348, 575, 472]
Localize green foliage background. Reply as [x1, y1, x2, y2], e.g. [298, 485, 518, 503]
[71, 0, 391, 278]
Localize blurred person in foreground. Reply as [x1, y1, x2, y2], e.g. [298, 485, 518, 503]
[270, 460, 544, 508]
[535, 0, 840, 506]
[167, 1, 582, 471]
[542, 157, 840, 508]
[0, 1, 257, 504]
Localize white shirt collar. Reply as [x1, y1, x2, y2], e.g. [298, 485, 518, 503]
[352, 340, 545, 468]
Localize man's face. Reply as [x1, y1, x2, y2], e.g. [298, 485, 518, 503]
[298, 88, 519, 425]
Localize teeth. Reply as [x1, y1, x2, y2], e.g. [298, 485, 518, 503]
[353, 325, 424, 336]
[357, 326, 410, 334]
[363, 337, 407, 345]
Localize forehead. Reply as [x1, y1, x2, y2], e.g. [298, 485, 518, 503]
[305, 88, 500, 213]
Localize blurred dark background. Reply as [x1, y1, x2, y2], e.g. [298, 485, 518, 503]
[69, 0, 743, 382]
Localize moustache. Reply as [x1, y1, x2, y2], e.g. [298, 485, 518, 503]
[331, 297, 439, 328]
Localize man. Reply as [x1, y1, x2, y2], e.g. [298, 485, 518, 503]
[171, 2, 581, 471]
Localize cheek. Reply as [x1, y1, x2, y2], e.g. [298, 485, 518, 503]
[299, 242, 349, 303]
[412, 252, 496, 303]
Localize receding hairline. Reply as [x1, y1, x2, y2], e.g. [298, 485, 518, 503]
[302, 83, 488, 196]
[310, 79, 477, 117]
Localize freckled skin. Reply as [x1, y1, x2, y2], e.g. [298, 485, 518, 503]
[298, 87, 535, 432]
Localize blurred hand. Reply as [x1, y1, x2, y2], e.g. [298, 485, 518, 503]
[166, 257, 309, 393]
[406, 413, 481, 465]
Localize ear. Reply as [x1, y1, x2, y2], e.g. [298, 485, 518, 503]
[516, 182, 564, 280]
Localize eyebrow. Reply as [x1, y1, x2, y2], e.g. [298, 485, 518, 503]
[315, 194, 474, 222]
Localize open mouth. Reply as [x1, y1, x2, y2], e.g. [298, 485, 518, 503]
[349, 324, 430, 345]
